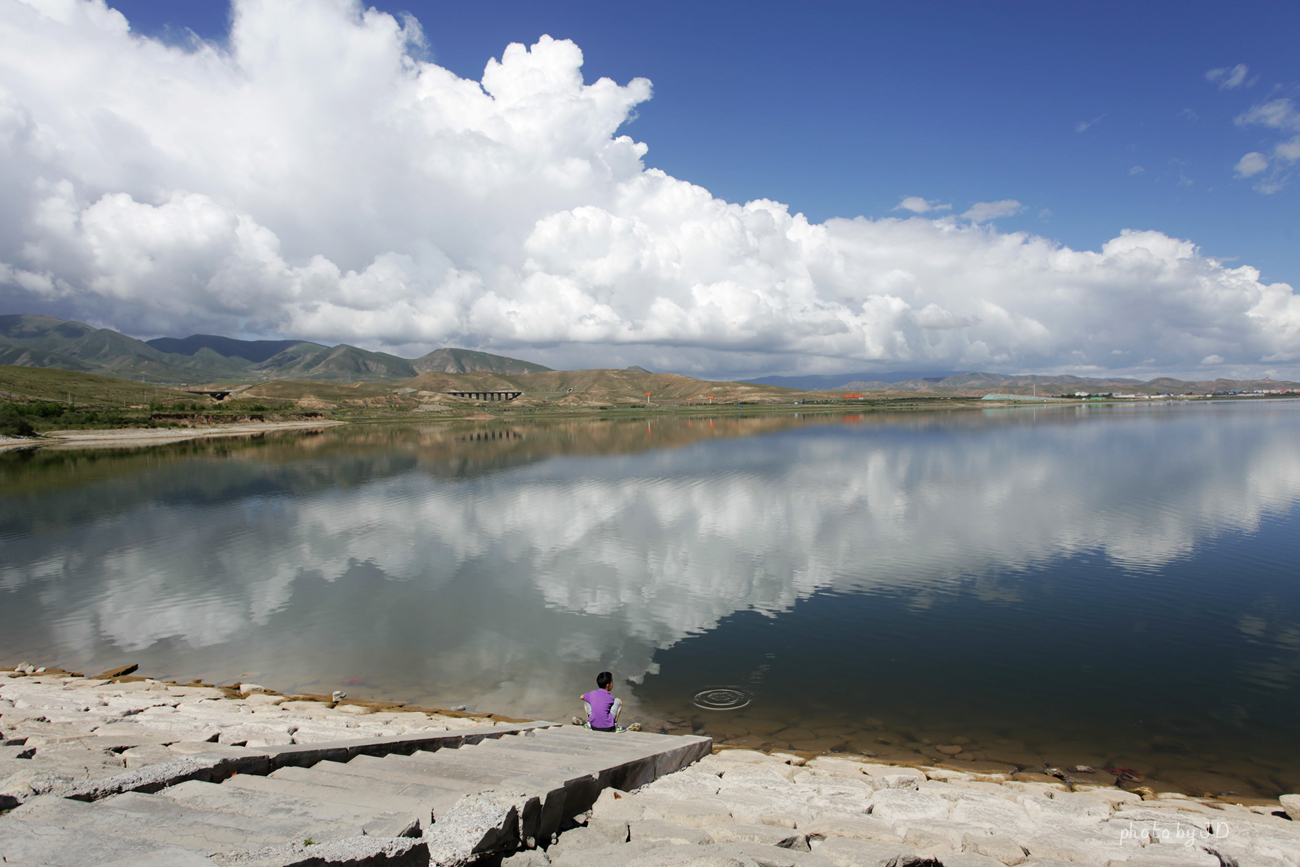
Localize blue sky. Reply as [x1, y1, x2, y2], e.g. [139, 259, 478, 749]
[111, 0, 1300, 287]
[1, 0, 1298, 378]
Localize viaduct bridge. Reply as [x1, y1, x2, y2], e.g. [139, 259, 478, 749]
[447, 390, 523, 402]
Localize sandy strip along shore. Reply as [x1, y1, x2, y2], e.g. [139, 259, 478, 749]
[0, 419, 344, 451]
[3, 663, 1299, 866]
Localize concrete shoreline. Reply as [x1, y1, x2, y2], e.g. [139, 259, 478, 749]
[0, 664, 713, 866]
[4, 664, 1299, 866]
[0, 662, 524, 810]
[556, 749, 1300, 867]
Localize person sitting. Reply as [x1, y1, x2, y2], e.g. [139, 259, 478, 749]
[580, 671, 621, 732]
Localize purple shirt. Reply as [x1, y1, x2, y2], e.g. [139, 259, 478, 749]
[582, 689, 616, 728]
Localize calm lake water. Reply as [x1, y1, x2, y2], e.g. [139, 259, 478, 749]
[3, 401, 1300, 797]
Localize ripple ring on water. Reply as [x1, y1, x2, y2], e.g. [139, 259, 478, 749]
[692, 687, 752, 710]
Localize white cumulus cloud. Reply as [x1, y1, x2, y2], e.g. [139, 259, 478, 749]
[960, 200, 1024, 223]
[0, 0, 1298, 377]
[1206, 64, 1250, 91]
[1237, 98, 1300, 131]
[894, 196, 951, 214]
[1235, 152, 1270, 178]
[1231, 98, 1300, 194]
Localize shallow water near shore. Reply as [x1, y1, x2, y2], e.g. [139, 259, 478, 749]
[2, 402, 1300, 797]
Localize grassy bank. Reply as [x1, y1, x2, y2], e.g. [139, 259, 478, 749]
[1, 364, 994, 440]
[0, 366, 328, 437]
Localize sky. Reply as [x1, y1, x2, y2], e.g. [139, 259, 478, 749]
[0, 0, 1297, 380]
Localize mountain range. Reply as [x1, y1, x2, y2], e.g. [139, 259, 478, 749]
[3, 314, 1298, 397]
[839, 371, 1300, 395]
[741, 370, 964, 389]
[0, 315, 550, 383]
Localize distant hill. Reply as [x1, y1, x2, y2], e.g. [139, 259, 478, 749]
[0, 343, 94, 372]
[0, 315, 551, 384]
[146, 334, 312, 363]
[414, 348, 550, 375]
[251, 342, 419, 380]
[0, 314, 241, 381]
[395, 368, 806, 407]
[742, 370, 963, 390]
[8, 315, 1298, 397]
[842, 371, 1300, 395]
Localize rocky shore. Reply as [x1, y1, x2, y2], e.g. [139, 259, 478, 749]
[542, 749, 1300, 867]
[0, 663, 514, 809]
[3, 665, 1300, 867]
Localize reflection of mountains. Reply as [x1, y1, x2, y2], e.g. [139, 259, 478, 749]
[3, 404, 1300, 718]
[0, 414, 865, 536]
[0, 405, 1172, 503]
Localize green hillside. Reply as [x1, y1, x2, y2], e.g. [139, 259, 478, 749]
[413, 347, 551, 374]
[0, 314, 246, 382]
[0, 366, 185, 436]
[0, 365, 329, 437]
[252, 343, 419, 380]
[145, 334, 311, 363]
[0, 315, 551, 383]
[0, 343, 94, 372]
[0, 365, 178, 405]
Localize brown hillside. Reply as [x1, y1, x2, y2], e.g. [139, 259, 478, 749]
[239, 380, 417, 410]
[240, 369, 933, 411]
[402, 368, 801, 406]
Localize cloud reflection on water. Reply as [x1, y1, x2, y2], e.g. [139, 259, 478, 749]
[1, 403, 1299, 719]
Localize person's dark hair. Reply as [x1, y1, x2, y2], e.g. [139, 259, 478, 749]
[596, 671, 613, 689]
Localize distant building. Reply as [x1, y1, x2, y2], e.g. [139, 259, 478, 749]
[981, 393, 1054, 401]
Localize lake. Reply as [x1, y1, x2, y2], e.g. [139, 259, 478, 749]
[2, 401, 1299, 798]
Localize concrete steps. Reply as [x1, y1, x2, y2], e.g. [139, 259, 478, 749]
[5, 790, 363, 852]
[0, 818, 216, 867]
[0, 723, 711, 866]
[223, 770, 432, 817]
[272, 759, 468, 806]
[159, 778, 423, 838]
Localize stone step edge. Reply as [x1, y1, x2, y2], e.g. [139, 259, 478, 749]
[206, 832, 426, 867]
[229, 732, 715, 860]
[62, 721, 561, 802]
[228, 733, 714, 867]
[39, 730, 713, 866]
